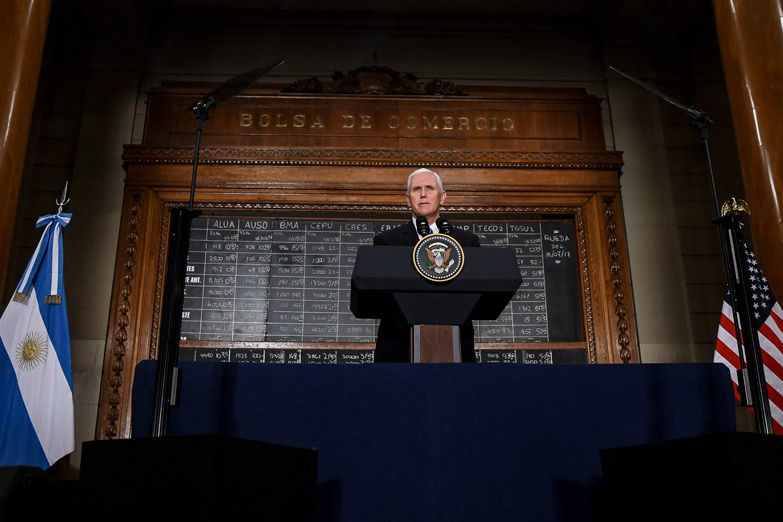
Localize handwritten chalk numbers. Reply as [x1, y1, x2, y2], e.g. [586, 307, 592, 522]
[181, 218, 581, 364]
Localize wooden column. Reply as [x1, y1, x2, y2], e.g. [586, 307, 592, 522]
[0, 0, 51, 295]
[713, 0, 783, 296]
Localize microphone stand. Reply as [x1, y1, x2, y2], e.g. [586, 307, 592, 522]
[151, 60, 284, 438]
[609, 66, 773, 434]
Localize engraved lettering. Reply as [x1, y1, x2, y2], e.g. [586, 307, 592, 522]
[422, 115, 439, 130]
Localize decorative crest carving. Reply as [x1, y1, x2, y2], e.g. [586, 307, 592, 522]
[282, 65, 467, 96]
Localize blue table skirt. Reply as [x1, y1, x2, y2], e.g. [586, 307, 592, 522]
[132, 361, 735, 522]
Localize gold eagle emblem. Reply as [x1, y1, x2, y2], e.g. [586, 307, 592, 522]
[426, 243, 453, 272]
[721, 197, 751, 216]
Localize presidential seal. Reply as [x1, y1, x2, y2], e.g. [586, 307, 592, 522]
[413, 233, 465, 282]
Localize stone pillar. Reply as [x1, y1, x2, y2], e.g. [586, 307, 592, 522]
[713, 0, 783, 296]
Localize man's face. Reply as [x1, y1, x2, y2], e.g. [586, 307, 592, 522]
[406, 172, 447, 223]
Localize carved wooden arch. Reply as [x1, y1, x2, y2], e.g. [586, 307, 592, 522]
[96, 72, 638, 440]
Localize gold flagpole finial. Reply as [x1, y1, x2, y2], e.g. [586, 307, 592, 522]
[720, 197, 750, 217]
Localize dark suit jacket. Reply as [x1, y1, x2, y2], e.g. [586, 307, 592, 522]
[372, 221, 481, 362]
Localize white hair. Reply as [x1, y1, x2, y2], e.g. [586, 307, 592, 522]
[406, 168, 444, 193]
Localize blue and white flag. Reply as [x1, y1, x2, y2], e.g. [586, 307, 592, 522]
[0, 213, 74, 469]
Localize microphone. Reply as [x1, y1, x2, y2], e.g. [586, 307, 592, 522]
[436, 217, 453, 236]
[416, 216, 430, 237]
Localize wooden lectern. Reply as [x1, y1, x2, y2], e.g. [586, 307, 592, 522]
[350, 245, 522, 362]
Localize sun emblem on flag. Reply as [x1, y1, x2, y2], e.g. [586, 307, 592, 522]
[16, 331, 49, 371]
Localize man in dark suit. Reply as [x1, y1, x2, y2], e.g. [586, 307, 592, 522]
[372, 168, 481, 362]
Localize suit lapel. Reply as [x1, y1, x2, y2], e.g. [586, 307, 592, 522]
[404, 221, 418, 246]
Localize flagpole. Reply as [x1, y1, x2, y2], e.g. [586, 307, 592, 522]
[716, 212, 774, 434]
[609, 66, 774, 434]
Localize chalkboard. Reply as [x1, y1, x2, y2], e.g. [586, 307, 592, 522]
[180, 216, 583, 348]
[181, 218, 377, 343]
[465, 221, 582, 343]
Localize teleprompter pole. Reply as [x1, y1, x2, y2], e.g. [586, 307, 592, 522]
[151, 60, 284, 437]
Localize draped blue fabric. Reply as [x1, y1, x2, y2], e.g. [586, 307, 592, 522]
[132, 362, 735, 522]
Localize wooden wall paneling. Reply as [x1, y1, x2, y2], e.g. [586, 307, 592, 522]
[141, 84, 607, 153]
[581, 190, 639, 364]
[95, 80, 639, 439]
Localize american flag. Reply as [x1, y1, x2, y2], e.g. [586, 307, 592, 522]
[714, 230, 783, 434]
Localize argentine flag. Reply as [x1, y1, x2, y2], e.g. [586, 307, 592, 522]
[0, 213, 74, 470]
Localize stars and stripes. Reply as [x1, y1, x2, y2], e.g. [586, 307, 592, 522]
[714, 231, 783, 434]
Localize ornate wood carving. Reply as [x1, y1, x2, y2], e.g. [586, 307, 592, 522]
[101, 192, 142, 439]
[603, 196, 632, 363]
[281, 65, 467, 96]
[149, 210, 170, 360]
[122, 147, 624, 169]
[576, 208, 598, 364]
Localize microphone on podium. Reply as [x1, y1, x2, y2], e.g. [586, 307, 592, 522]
[436, 217, 453, 236]
[416, 216, 430, 237]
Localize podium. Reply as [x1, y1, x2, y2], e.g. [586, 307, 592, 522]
[350, 245, 522, 362]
